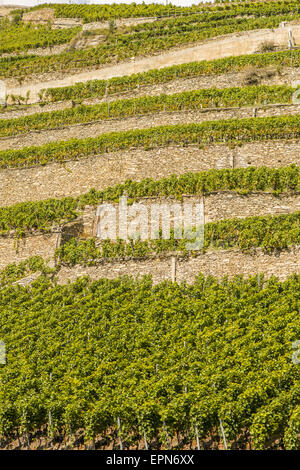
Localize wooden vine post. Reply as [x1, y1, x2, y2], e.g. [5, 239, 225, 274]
[194, 426, 201, 450]
[219, 418, 228, 450]
[171, 256, 176, 282]
[144, 430, 149, 450]
[117, 416, 123, 450]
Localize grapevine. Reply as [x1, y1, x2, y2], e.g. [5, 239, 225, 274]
[0, 166, 298, 235]
[1, 85, 296, 138]
[42, 49, 300, 103]
[56, 212, 300, 264]
[0, 114, 299, 169]
[0, 271, 298, 448]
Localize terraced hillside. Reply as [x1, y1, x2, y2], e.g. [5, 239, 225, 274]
[0, 1, 299, 451]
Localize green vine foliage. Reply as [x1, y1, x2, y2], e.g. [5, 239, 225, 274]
[26, 1, 300, 23]
[0, 19, 79, 54]
[1, 115, 300, 169]
[1, 3, 300, 79]
[1, 85, 296, 138]
[22, 2, 196, 22]
[0, 166, 299, 235]
[0, 272, 299, 448]
[42, 49, 300, 103]
[0, 256, 52, 287]
[0, 197, 78, 236]
[56, 212, 300, 265]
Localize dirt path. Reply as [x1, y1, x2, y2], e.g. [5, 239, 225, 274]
[0, 103, 299, 151]
[6, 24, 300, 104]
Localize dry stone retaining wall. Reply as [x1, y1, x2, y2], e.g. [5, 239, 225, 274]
[81, 192, 300, 238]
[0, 140, 299, 206]
[0, 80, 6, 106]
[6, 24, 300, 102]
[1, 103, 299, 151]
[0, 191, 299, 269]
[0, 233, 57, 270]
[56, 246, 300, 285]
[82, 17, 158, 31]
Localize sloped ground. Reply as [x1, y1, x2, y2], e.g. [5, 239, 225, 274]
[0, 4, 299, 450]
[1, 66, 289, 120]
[0, 103, 299, 151]
[6, 23, 300, 103]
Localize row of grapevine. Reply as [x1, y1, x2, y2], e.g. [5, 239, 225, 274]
[0, 114, 299, 169]
[56, 212, 300, 264]
[0, 272, 299, 448]
[24, 1, 300, 23]
[0, 165, 298, 235]
[0, 19, 79, 54]
[19, 2, 199, 23]
[0, 256, 49, 287]
[2, 85, 296, 138]
[40, 49, 300, 103]
[126, 1, 300, 35]
[1, 10, 299, 79]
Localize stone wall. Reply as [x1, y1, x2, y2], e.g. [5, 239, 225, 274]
[6, 23, 300, 101]
[0, 233, 58, 270]
[81, 192, 300, 238]
[1, 66, 296, 121]
[1, 103, 299, 151]
[0, 139, 299, 206]
[0, 191, 298, 270]
[0, 80, 6, 106]
[82, 17, 158, 31]
[22, 9, 82, 28]
[56, 246, 300, 285]
[204, 192, 300, 223]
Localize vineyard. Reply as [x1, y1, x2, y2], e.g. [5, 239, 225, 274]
[0, 165, 298, 235]
[0, 1, 299, 451]
[2, 2, 300, 80]
[0, 273, 299, 449]
[0, 114, 299, 169]
[23, 1, 300, 23]
[41, 49, 300, 103]
[1, 85, 298, 138]
[0, 19, 79, 55]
